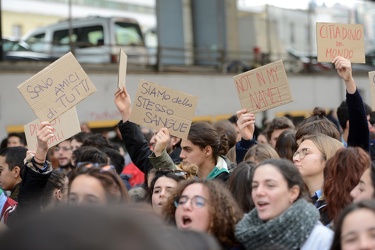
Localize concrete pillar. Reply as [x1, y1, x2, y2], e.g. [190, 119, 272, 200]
[156, 0, 238, 66]
[191, 0, 238, 65]
[156, 0, 193, 65]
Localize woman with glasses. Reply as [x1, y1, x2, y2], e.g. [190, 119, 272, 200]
[236, 158, 333, 250]
[163, 179, 244, 249]
[351, 161, 375, 202]
[68, 162, 129, 205]
[293, 133, 343, 225]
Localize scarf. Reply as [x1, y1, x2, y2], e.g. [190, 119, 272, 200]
[235, 198, 319, 250]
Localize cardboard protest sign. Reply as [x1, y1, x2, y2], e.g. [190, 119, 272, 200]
[118, 48, 127, 89]
[316, 22, 365, 63]
[369, 71, 375, 111]
[17, 52, 97, 122]
[129, 80, 198, 139]
[24, 107, 81, 151]
[233, 60, 293, 113]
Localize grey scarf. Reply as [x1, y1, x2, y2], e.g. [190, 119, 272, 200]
[235, 198, 319, 250]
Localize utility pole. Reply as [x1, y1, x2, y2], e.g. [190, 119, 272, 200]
[266, 4, 272, 61]
[307, 1, 313, 72]
[68, 0, 74, 55]
[0, 0, 3, 61]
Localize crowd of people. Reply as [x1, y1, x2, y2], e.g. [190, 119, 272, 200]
[0, 56, 375, 249]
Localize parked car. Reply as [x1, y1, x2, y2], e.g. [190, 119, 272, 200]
[2, 37, 19, 51]
[4, 50, 58, 62]
[285, 47, 333, 73]
[3, 40, 58, 62]
[18, 16, 149, 64]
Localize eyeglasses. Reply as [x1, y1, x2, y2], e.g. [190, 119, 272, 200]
[54, 146, 72, 152]
[76, 162, 116, 174]
[75, 162, 121, 186]
[293, 148, 313, 160]
[174, 195, 207, 209]
[156, 169, 187, 179]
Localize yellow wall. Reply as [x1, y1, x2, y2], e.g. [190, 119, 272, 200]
[3, 11, 63, 38]
[6, 114, 235, 133]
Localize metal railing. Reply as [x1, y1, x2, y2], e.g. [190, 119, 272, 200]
[2, 40, 328, 74]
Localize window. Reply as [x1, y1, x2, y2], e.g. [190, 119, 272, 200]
[115, 22, 144, 46]
[53, 25, 104, 48]
[25, 33, 46, 52]
[53, 29, 77, 45]
[80, 25, 104, 47]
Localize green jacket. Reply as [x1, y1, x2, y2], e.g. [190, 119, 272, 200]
[148, 150, 235, 181]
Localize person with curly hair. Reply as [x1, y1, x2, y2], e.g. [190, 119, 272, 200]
[323, 147, 370, 226]
[163, 179, 244, 249]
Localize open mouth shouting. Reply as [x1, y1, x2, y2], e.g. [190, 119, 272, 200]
[179, 215, 193, 229]
[256, 201, 270, 211]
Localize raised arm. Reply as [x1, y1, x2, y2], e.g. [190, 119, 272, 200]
[148, 128, 177, 170]
[333, 56, 369, 151]
[235, 109, 257, 164]
[16, 122, 53, 217]
[114, 87, 154, 174]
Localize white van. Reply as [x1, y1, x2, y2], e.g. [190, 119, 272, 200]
[19, 16, 149, 64]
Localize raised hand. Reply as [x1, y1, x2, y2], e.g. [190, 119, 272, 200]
[153, 128, 170, 157]
[236, 109, 256, 140]
[35, 121, 54, 164]
[114, 86, 132, 121]
[332, 56, 355, 94]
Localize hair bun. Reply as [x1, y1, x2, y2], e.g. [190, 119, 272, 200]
[312, 107, 326, 117]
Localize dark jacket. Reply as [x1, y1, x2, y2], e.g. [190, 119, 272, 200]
[347, 89, 370, 151]
[235, 138, 257, 164]
[117, 120, 181, 174]
[7, 157, 52, 228]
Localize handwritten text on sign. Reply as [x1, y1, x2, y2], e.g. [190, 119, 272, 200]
[24, 107, 81, 152]
[233, 60, 293, 113]
[17, 52, 97, 122]
[129, 80, 198, 139]
[316, 22, 365, 63]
